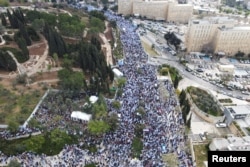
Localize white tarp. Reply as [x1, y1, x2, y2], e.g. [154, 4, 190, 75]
[90, 96, 98, 104]
[71, 111, 92, 121]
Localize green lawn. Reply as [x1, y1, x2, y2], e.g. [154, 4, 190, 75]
[0, 84, 42, 125]
[162, 153, 178, 167]
[193, 144, 208, 167]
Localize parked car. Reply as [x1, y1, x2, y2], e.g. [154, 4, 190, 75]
[196, 68, 204, 72]
[185, 67, 192, 72]
[216, 123, 227, 128]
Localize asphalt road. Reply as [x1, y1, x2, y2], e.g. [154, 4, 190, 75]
[148, 51, 249, 99]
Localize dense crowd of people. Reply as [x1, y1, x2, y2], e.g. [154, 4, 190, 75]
[0, 11, 194, 167]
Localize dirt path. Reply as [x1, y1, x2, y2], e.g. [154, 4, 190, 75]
[99, 33, 113, 66]
[99, 21, 114, 65]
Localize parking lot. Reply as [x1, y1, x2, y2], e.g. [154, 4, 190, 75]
[184, 52, 250, 98]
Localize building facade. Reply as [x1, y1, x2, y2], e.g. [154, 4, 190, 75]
[186, 17, 235, 53]
[186, 17, 250, 56]
[224, 105, 250, 125]
[118, 0, 193, 23]
[213, 26, 250, 55]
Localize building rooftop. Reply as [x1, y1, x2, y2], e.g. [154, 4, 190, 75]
[234, 69, 249, 76]
[209, 136, 250, 151]
[227, 136, 244, 144]
[242, 136, 250, 143]
[209, 138, 229, 151]
[226, 105, 250, 115]
[191, 17, 236, 25]
[219, 26, 250, 31]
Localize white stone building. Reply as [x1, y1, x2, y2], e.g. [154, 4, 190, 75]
[186, 17, 250, 56]
[118, 0, 193, 23]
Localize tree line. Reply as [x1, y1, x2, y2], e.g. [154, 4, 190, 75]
[0, 8, 43, 70]
[43, 23, 67, 58]
[179, 89, 191, 128]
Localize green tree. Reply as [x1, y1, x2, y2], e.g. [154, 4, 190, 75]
[88, 120, 110, 135]
[117, 77, 126, 88]
[58, 69, 85, 91]
[90, 17, 105, 33]
[23, 135, 45, 152]
[25, 10, 41, 23]
[58, 14, 85, 37]
[164, 32, 181, 50]
[134, 123, 145, 138]
[111, 100, 121, 109]
[0, 50, 17, 71]
[50, 128, 72, 149]
[43, 24, 67, 57]
[105, 113, 118, 132]
[235, 51, 245, 58]
[91, 36, 101, 51]
[92, 102, 107, 119]
[89, 11, 106, 21]
[18, 21, 31, 46]
[40, 12, 56, 26]
[1, 13, 7, 26]
[136, 107, 146, 118]
[7, 119, 19, 133]
[31, 19, 45, 31]
[17, 37, 29, 58]
[173, 75, 180, 89]
[179, 89, 186, 106]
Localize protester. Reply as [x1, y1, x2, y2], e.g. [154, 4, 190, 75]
[0, 11, 193, 167]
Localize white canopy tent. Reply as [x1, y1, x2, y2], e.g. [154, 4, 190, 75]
[71, 111, 92, 122]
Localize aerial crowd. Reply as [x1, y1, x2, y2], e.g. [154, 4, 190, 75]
[0, 11, 194, 167]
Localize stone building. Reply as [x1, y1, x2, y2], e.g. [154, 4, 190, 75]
[186, 17, 236, 53]
[118, 0, 193, 23]
[213, 26, 250, 55]
[186, 17, 250, 56]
